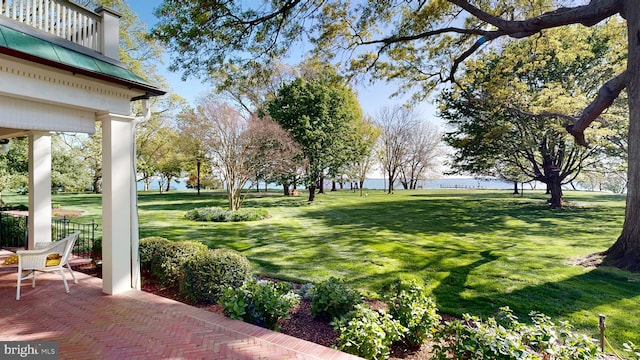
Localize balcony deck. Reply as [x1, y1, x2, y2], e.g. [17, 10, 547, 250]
[0, 250, 360, 360]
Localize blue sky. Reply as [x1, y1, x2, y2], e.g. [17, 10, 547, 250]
[127, 1, 439, 123]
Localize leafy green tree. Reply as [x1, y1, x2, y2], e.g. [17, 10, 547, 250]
[442, 23, 621, 208]
[0, 138, 28, 198]
[350, 116, 381, 196]
[267, 76, 363, 202]
[52, 136, 92, 192]
[176, 106, 213, 195]
[150, 0, 640, 269]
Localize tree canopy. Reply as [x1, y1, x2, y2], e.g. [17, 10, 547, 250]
[151, 0, 640, 269]
[441, 22, 624, 207]
[267, 75, 363, 202]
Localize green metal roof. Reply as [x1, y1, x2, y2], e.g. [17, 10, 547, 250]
[0, 23, 164, 97]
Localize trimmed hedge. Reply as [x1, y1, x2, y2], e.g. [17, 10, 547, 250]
[185, 206, 269, 222]
[139, 237, 208, 288]
[179, 248, 253, 304]
[139, 237, 171, 279]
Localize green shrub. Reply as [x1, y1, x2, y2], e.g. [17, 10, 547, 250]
[91, 237, 102, 260]
[0, 214, 27, 247]
[232, 208, 269, 221]
[160, 241, 209, 288]
[185, 207, 230, 222]
[138, 237, 171, 279]
[179, 248, 253, 304]
[298, 283, 315, 300]
[140, 238, 208, 288]
[384, 281, 440, 348]
[185, 206, 269, 222]
[138, 236, 171, 273]
[221, 279, 300, 331]
[432, 307, 601, 360]
[311, 277, 363, 321]
[333, 304, 406, 360]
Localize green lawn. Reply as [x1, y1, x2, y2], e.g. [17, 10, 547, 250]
[5, 188, 639, 349]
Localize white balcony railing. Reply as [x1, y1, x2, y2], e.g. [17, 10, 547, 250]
[1, 0, 101, 52]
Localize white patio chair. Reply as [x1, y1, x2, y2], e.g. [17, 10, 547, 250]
[16, 232, 80, 300]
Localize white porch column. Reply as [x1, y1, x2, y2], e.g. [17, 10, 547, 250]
[100, 113, 134, 295]
[28, 132, 52, 248]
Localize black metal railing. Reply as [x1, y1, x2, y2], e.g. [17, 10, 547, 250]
[0, 212, 99, 259]
[52, 216, 99, 259]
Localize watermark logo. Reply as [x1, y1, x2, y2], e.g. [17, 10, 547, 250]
[1, 341, 58, 359]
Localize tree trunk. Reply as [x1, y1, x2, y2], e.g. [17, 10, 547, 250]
[283, 182, 290, 196]
[331, 181, 337, 191]
[308, 184, 316, 202]
[604, 0, 640, 271]
[548, 179, 563, 209]
[93, 177, 101, 194]
[512, 181, 519, 195]
[318, 177, 325, 194]
[165, 176, 172, 192]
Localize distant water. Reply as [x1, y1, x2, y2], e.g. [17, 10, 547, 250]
[137, 177, 518, 191]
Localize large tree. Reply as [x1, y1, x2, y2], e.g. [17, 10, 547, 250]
[151, 1, 640, 269]
[442, 23, 621, 207]
[183, 97, 297, 210]
[267, 76, 363, 202]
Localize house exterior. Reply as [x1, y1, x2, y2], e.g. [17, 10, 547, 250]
[0, 0, 164, 295]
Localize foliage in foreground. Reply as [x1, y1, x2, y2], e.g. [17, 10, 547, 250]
[384, 281, 441, 348]
[185, 206, 269, 222]
[179, 248, 253, 303]
[432, 307, 601, 360]
[310, 276, 363, 321]
[333, 303, 406, 360]
[220, 279, 300, 331]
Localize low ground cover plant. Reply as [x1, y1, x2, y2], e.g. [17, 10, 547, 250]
[220, 279, 300, 331]
[185, 206, 269, 222]
[333, 304, 406, 360]
[384, 281, 440, 348]
[310, 276, 363, 320]
[432, 307, 601, 360]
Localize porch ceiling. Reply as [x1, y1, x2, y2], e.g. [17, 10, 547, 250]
[0, 127, 29, 139]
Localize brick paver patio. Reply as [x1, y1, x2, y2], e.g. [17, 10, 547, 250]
[0, 250, 360, 360]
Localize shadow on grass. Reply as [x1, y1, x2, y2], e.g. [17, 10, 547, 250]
[299, 193, 623, 241]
